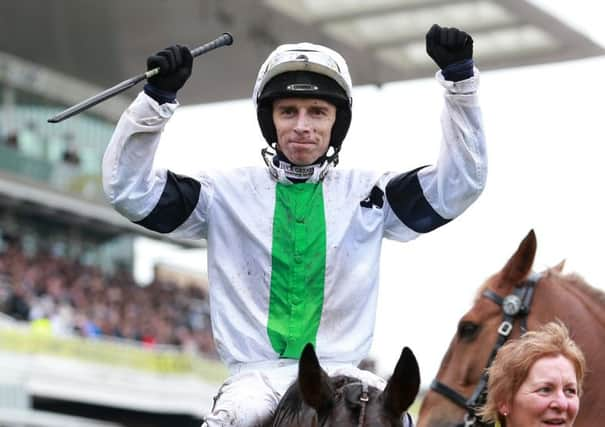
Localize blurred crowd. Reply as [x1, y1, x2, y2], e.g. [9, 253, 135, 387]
[0, 236, 381, 372]
[0, 237, 217, 358]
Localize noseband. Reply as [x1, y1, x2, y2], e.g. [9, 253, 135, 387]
[430, 273, 541, 427]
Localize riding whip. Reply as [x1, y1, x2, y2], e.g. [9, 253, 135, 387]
[47, 32, 234, 123]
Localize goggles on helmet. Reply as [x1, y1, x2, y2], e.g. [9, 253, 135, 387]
[253, 43, 353, 108]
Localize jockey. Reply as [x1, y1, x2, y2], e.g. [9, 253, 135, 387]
[102, 24, 486, 427]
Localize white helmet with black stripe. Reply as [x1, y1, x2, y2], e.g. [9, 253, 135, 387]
[253, 42, 353, 165]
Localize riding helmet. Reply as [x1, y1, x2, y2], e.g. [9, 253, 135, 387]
[253, 42, 353, 163]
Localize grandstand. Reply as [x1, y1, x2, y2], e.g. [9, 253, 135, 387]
[0, 9, 221, 426]
[0, 192, 224, 426]
[1, 1, 603, 426]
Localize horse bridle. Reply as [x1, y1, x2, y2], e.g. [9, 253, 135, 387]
[429, 273, 541, 427]
[357, 382, 369, 427]
[353, 381, 413, 427]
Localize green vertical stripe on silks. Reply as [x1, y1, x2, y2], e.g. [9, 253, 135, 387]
[267, 182, 327, 359]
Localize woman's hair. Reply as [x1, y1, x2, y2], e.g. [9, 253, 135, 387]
[477, 320, 586, 425]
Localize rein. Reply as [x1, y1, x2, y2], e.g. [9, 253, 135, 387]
[430, 273, 541, 427]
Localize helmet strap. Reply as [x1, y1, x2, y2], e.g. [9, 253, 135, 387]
[325, 145, 340, 167]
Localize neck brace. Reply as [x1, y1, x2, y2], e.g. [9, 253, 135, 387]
[262, 149, 332, 184]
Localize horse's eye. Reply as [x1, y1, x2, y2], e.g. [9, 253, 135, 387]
[457, 321, 479, 340]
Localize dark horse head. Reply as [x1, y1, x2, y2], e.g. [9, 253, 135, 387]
[268, 343, 420, 426]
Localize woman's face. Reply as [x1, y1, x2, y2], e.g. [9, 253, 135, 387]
[501, 354, 580, 427]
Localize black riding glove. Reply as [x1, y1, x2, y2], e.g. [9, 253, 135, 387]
[144, 45, 193, 104]
[426, 24, 474, 82]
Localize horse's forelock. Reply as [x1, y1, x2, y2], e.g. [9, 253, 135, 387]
[330, 375, 361, 390]
[273, 375, 364, 424]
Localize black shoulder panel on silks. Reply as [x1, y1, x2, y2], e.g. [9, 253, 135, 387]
[135, 170, 201, 234]
[385, 166, 451, 233]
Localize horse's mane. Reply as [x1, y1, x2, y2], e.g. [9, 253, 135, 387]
[549, 269, 605, 307]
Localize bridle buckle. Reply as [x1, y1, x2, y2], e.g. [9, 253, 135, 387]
[497, 320, 513, 336]
[464, 413, 476, 427]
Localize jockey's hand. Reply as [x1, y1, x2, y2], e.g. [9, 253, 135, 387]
[425, 24, 473, 70]
[146, 45, 193, 93]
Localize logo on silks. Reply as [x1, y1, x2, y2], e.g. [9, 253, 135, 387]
[360, 186, 384, 209]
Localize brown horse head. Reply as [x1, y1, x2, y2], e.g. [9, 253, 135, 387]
[417, 229, 605, 427]
[271, 343, 420, 426]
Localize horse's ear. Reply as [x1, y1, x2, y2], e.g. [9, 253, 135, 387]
[500, 229, 537, 287]
[552, 259, 566, 273]
[381, 346, 421, 417]
[298, 343, 334, 411]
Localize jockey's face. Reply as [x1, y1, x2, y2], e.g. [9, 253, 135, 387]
[272, 97, 336, 166]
